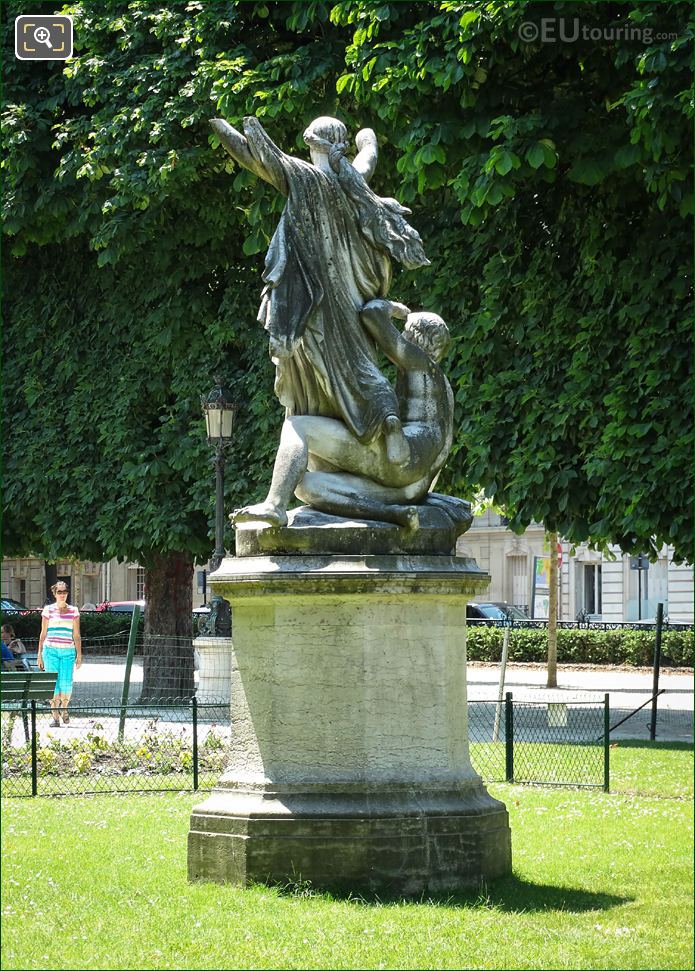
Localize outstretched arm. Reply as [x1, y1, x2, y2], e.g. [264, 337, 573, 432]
[361, 300, 430, 371]
[352, 128, 378, 183]
[210, 117, 288, 194]
[210, 119, 264, 176]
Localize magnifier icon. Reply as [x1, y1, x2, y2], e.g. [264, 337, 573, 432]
[34, 26, 53, 48]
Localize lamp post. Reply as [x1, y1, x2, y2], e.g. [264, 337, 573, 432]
[201, 377, 237, 573]
[199, 377, 236, 639]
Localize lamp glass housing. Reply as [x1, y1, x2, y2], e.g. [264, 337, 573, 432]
[201, 382, 236, 445]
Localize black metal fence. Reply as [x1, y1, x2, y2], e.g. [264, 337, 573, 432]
[467, 617, 693, 632]
[468, 695, 609, 789]
[1, 700, 229, 797]
[2, 621, 690, 797]
[3, 693, 610, 797]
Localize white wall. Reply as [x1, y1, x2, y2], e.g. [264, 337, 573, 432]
[668, 559, 695, 623]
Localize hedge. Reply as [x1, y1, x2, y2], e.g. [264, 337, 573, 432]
[466, 626, 693, 667]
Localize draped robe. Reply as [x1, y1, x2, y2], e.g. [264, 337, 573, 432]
[243, 118, 429, 444]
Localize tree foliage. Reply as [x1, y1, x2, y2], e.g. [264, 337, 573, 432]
[328, 0, 693, 560]
[3, 0, 692, 579]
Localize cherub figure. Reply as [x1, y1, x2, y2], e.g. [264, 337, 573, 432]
[233, 301, 453, 530]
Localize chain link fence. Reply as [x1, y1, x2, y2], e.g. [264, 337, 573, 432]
[3, 692, 609, 797]
[1, 628, 233, 797]
[468, 696, 609, 789]
[3, 619, 689, 797]
[605, 688, 694, 742]
[1, 701, 230, 797]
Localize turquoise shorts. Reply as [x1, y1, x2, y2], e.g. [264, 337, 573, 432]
[42, 647, 77, 695]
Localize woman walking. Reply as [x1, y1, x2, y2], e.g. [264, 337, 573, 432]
[38, 582, 82, 726]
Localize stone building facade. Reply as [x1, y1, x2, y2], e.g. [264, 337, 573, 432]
[457, 510, 693, 623]
[3, 519, 692, 622]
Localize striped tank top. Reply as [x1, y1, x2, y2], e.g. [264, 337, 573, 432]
[42, 603, 80, 649]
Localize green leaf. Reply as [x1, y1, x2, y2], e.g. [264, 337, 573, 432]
[336, 74, 354, 94]
[526, 144, 545, 169]
[568, 159, 605, 186]
[495, 151, 513, 176]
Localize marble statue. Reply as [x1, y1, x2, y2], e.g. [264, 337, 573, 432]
[210, 115, 428, 451]
[211, 113, 460, 529]
[233, 299, 454, 529]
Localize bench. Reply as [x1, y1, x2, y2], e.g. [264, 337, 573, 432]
[1, 671, 58, 743]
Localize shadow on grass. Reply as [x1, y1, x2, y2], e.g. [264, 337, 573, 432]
[275, 873, 631, 913]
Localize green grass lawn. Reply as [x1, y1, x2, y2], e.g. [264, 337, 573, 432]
[2, 743, 692, 970]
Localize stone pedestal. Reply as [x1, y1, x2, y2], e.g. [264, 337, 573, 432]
[188, 547, 512, 894]
[193, 636, 232, 705]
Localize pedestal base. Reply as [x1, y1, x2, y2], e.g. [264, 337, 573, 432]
[188, 551, 511, 894]
[189, 782, 510, 895]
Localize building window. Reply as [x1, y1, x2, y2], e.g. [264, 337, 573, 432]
[14, 578, 27, 604]
[582, 564, 602, 615]
[136, 567, 145, 600]
[81, 577, 99, 608]
[507, 554, 529, 614]
[626, 558, 668, 621]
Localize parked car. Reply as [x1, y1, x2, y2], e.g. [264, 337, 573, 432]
[95, 600, 146, 613]
[0, 597, 30, 614]
[466, 602, 529, 622]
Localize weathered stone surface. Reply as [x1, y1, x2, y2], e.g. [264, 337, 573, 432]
[213, 553, 488, 598]
[187, 555, 511, 893]
[235, 498, 473, 557]
[189, 782, 511, 895]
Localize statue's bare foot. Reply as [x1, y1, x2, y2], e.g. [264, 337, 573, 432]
[231, 502, 288, 527]
[384, 415, 410, 467]
[402, 506, 419, 531]
[390, 301, 411, 320]
[387, 504, 419, 529]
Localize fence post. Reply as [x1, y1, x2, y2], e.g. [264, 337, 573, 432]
[30, 700, 38, 797]
[118, 605, 141, 741]
[649, 602, 664, 741]
[493, 627, 510, 743]
[192, 696, 199, 791]
[505, 692, 514, 782]
[603, 693, 610, 792]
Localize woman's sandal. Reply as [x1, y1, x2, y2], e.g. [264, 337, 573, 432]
[62, 712, 70, 724]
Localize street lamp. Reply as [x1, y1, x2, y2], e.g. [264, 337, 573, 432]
[201, 376, 237, 573]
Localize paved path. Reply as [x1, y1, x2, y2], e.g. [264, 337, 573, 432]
[467, 662, 693, 742]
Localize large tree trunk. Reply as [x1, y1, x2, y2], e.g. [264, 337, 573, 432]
[546, 531, 559, 688]
[140, 551, 194, 702]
